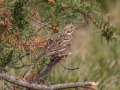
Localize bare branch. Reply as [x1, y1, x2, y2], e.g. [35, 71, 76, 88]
[29, 16, 51, 35]
[29, 16, 50, 27]
[0, 73, 49, 90]
[23, 65, 34, 80]
[31, 53, 71, 83]
[0, 73, 99, 90]
[60, 61, 80, 70]
[31, 58, 60, 83]
[84, 14, 89, 24]
[19, 52, 30, 60]
[51, 82, 99, 90]
[12, 64, 31, 69]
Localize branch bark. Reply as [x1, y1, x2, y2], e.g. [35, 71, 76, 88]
[0, 73, 99, 90]
[32, 53, 71, 83]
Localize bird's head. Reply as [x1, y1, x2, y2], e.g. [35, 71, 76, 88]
[64, 23, 76, 35]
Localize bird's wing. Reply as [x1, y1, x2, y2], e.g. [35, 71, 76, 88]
[44, 34, 72, 54]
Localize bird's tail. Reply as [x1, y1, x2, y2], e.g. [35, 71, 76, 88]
[35, 53, 46, 61]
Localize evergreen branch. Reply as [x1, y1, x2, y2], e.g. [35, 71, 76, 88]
[73, 8, 116, 41]
[80, 10, 111, 35]
[59, 2, 117, 41]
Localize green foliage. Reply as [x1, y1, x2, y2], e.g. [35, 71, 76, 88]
[11, 0, 34, 39]
[0, 47, 13, 71]
[90, 17, 117, 41]
[13, 0, 28, 29]
[32, 0, 93, 28]
[0, 0, 33, 71]
[33, 0, 118, 41]
[0, 41, 21, 71]
[0, 45, 15, 71]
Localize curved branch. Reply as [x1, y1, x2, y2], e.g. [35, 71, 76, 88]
[60, 61, 80, 70]
[0, 73, 99, 90]
[29, 16, 50, 27]
[0, 73, 49, 90]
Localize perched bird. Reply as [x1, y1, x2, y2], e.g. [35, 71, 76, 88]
[35, 23, 76, 61]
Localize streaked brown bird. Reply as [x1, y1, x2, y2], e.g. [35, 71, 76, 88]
[35, 23, 76, 61]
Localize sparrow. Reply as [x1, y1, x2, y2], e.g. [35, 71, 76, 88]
[35, 23, 76, 61]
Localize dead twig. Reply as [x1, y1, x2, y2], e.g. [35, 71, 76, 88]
[60, 61, 80, 70]
[12, 64, 32, 69]
[29, 16, 50, 27]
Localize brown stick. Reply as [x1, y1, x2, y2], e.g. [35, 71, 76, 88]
[0, 73, 99, 90]
[60, 61, 80, 70]
[32, 53, 72, 83]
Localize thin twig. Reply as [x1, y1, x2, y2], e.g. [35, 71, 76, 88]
[12, 57, 31, 69]
[60, 61, 80, 70]
[13, 52, 30, 64]
[34, 23, 50, 35]
[23, 53, 34, 78]
[84, 14, 89, 24]
[29, 16, 50, 27]
[29, 16, 51, 35]
[31, 7, 38, 17]
[12, 64, 31, 69]
[19, 52, 30, 60]
[23, 60, 34, 90]
[2, 72, 5, 90]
